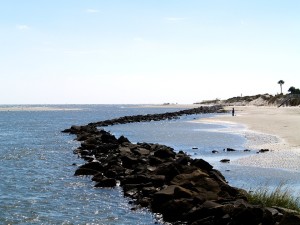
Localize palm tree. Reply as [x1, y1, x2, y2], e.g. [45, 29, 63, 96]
[278, 80, 284, 94]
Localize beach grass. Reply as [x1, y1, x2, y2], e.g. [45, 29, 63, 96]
[246, 183, 300, 212]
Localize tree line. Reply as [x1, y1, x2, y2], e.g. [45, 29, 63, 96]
[278, 80, 300, 95]
[288, 86, 300, 94]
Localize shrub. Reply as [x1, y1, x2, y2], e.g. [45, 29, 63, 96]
[290, 98, 300, 106]
[268, 94, 286, 104]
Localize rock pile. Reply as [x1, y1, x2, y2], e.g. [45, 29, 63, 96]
[63, 106, 300, 225]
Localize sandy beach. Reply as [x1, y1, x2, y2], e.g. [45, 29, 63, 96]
[197, 106, 300, 171]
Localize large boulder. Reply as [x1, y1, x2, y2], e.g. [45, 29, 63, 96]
[120, 155, 139, 169]
[171, 169, 209, 186]
[191, 158, 213, 171]
[155, 162, 182, 182]
[154, 147, 176, 159]
[279, 213, 300, 225]
[74, 161, 103, 176]
[159, 198, 194, 222]
[94, 177, 117, 187]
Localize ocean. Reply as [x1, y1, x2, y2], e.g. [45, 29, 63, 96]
[0, 105, 299, 224]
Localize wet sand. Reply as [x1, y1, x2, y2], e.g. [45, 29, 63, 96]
[197, 106, 300, 171]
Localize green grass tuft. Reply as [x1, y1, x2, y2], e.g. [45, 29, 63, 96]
[246, 183, 300, 212]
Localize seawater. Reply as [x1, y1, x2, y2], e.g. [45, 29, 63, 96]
[0, 105, 299, 224]
[109, 113, 300, 195]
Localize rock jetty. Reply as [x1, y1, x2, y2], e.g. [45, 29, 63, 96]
[85, 105, 224, 127]
[63, 106, 300, 225]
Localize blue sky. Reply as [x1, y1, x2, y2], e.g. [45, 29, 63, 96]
[0, 0, 299, 104]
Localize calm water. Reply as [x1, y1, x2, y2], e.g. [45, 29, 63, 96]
[0, 105, 299, 224]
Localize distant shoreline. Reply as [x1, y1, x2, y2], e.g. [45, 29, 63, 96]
[0, 104, 200, 111]
[0, 106, 81, 111]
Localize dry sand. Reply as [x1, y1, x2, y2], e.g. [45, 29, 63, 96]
[197, 106, 300, 171]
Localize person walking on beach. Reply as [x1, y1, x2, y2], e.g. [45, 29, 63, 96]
[232, 107, 235, 116]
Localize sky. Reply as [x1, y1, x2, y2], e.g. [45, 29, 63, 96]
[0, 0, 299, 104]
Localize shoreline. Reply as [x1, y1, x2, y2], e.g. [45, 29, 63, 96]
[63, 105, 300, 224]
[195, 106, 300, 171]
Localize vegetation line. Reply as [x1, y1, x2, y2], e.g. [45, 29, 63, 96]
[246, 183, 300, 212]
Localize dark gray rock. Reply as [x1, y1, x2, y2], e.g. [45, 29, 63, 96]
[191, 158, 213, 171]
[259, 149, 270, 153]
[94, 178, 117, 187]
[74, 161, 103, 176]
[279, 213, 300, 225]
[220, 159, 230, 163]
[154, 147, 176, 159]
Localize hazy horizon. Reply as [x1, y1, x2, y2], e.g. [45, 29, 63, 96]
[1, 1, 299, 104]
